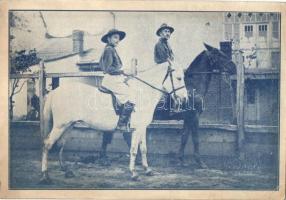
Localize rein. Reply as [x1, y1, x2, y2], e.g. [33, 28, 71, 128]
[133, 51, 234, 102]
[124, 66, 186, 96]
[162, 67, 184, 98]
[127, 74, 169, 95]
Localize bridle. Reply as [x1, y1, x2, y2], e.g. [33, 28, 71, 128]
[125, 50, 234, 98]
[204, 50, 234, 87]
[125, 66, 186, 97]
[162, 66, 185, 98]
[205, 50, 234, 75]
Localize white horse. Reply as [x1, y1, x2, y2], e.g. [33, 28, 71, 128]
[40, 62, 188, 183]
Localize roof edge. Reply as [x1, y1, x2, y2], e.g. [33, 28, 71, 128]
[43, 48, 94, 63]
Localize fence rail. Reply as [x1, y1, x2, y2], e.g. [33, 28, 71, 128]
[10, 120, 279, 133]
[45, 71, 104, 78]
[10, 73, 39, 79]
[10, 71, 105, 79]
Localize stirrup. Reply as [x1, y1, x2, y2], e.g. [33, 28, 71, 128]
[115, 122, 136, 133]
[115, 126, 136, 133]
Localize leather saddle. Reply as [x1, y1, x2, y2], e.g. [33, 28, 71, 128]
[98, 86, 123, 115]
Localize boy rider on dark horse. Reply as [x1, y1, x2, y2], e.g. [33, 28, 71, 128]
[154, 23, 175, 68]
[154, 23, 182, 111]
[99, 29, 135, 132]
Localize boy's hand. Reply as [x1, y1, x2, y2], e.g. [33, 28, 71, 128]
[167, 59, 175, 70]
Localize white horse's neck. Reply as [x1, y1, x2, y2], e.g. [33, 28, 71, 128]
[127, 63, 169, 127]
[135, 63, 169, 91]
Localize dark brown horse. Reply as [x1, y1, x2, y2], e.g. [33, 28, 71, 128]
[98, 43, 237, 167]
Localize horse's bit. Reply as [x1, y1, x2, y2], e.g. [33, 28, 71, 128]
[205, 50, 234, 88]
[162, 66, 186, 97]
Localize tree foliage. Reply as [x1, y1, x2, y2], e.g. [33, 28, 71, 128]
[9, 49, 41, 120]
[10, 49, 41, 74]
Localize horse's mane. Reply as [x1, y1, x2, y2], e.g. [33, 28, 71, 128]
[185, 50, 207, 75]
[192, 50, 207, 66]
[184, 50, 212, 97]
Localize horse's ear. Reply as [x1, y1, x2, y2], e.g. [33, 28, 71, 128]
[204, 43, 214, 51]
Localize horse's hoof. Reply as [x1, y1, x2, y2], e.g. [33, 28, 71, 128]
[194, 154, 208, 169]
[131, 172, 140, 181]
[39, 171, 52, 185]
[99, 159, 111, 166]
[60, 166, 67, 171]
[178, 157, 187, 167]
[99, 151, 108, 159]
[198, 162, 208, 169]
[39, 177, 52, 185]
[196, 159, 208, 169]
[178, 155, 183, 162]
[65, 170, 75, 178]
[145, 168, 154, 176]
[180, 161, 188, 168]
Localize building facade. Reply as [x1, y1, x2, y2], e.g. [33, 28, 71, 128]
[223, 12, 280, 69]
[223, 12, 280, 126]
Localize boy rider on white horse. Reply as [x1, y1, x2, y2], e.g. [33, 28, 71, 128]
[99, 29, 135, 132]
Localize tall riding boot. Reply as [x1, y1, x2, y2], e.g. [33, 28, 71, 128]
[115, 101, 135, 132]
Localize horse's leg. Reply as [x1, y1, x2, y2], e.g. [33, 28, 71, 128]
[178, 119, 191, 165]
[191, 112, 208, 169]
[129, 129, 142, 181]
[123, 132, 141, 165]
[139, 132, 153, 176]
[123, 131, 131, 149]
[58, 139, 75, 178]
[40, 126, 67, 184]
[99, 132, 113, 159]
[59, 143, 66, 171]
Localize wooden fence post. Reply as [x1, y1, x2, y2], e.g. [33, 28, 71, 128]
[235, 51, 245, 158]
[39, 61, 46, 141]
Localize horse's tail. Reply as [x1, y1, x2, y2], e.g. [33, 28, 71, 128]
[43, 92, 53, 139]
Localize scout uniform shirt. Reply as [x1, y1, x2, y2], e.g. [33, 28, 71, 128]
[154, 38, 174, 64]
[99, 44, 136, 104]
[99, 44, 123, 75]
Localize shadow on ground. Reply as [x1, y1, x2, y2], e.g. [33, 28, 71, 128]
[9, 150, 278, 190]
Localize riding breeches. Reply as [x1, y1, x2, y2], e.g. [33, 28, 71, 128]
[101, 74, 136, 104]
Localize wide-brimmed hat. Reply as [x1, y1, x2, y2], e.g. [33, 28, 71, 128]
[156, 23, 174, 36]
[101, 29, 126, 43]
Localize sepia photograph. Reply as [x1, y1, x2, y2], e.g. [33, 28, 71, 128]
[7, 10, 281, 190]
[0, 1, 285, 199]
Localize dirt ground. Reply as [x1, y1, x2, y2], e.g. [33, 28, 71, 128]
[9, 150, 278, 190]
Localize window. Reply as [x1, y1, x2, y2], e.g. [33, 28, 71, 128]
[224, 24, 232, 40]
[224, 24, 240, 41]
[224, 12, 234, 23]
[233, 24, 240, 40]
[272, 21, 279, 39]
[245, 13, 254, 22]
[244, 25, 253, 38]
[270, 13, 278, 21]
[271, 52, 280, 68]
[258, 24, 267, 37]
[256, 13, 267, 22]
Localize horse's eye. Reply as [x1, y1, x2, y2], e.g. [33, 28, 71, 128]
[177, 77, 182, 81]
